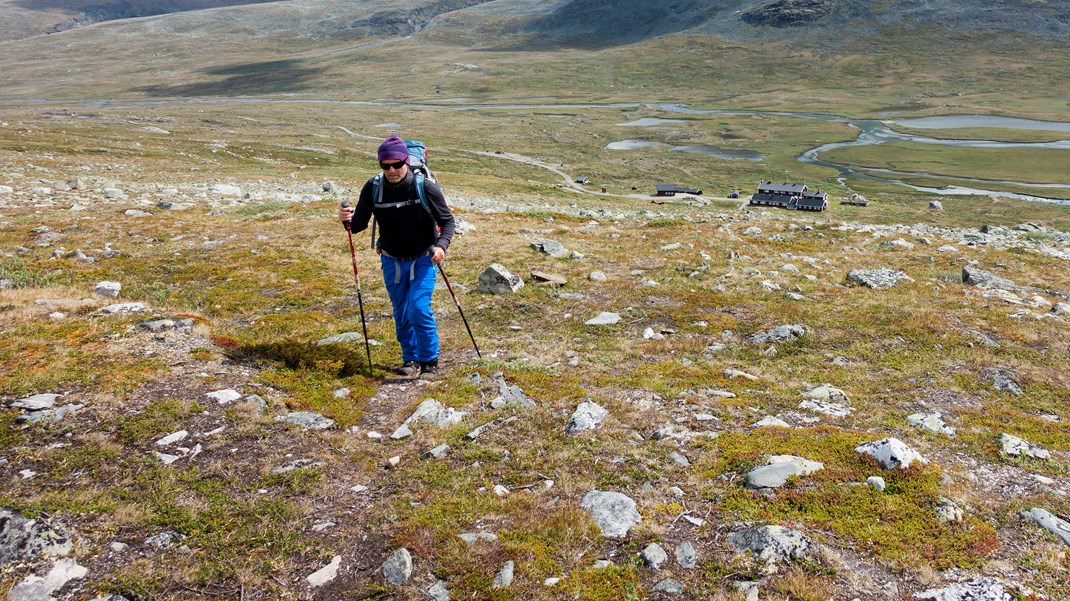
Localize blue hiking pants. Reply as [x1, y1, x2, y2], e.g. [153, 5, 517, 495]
[381, 253, 439, 363]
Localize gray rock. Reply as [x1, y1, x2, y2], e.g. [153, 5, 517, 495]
[962, 266, 1018, 291]
[94, 281, 121, 298]
[907, 412, 956, 437]
[8, 558, 88, 601]
[588, 271, 607, 282]
[271, 459, 325, 474]
[422, 444, 450, 459]
[753, 416, 791, 428]
[652, 578, 685, 594]
[641, 543, 668, 569]
[145, 531, 184, 548]
[867, 476, 886, 492]
[799, 399, 852, 417]
[801, 383, 849, 403]
[565, 400, 608, 434]
[478, 263, 524, 294]
[16, 403, 83, 424]
[0, 509, 73, 567]
[1000, 433, 1050, 459]
[667, 452, 691, 468]
[492, 560, 515, 588]
[1025, 508, 1070, 546]
[458, 532, 498, 544]
[1052, 302, 1070, 315]
[532, 239, 568, 258]
[381, 547, 413, 585]
[585, 312, 621, 326]
[10, 393, 61, 411]
[856, 438, 929, 469]
[427, 580, 450, 601]
[936, 498, 964, 524]
[306, 556, 341, 587]
[675, 541, 697, 569]
[581, 490, 641, 538]
[406, 398, 465, 428]
[929, 200, 944, 210]
[846, 268, 914, 289]
[274, 411, 334, 430]
[136, 317, 194, 332]
[102, 302, 146, 314]
[986, 369, 1022, 395]
[913, 577, 1014, 600]
[464, 419, 498, 440]
[390, 423, 413, 440]
[749, 324, 807, 344]
[745, 455, 825, 489]
[491, 374, 535, 409]
[728, 525, 811, 563]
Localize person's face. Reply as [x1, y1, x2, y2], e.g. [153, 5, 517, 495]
[380, 159, 408, 184]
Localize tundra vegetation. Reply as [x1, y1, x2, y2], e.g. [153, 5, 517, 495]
[0, 2, 1069, 599]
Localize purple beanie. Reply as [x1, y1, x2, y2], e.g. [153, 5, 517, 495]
[377, 136, 409, 164]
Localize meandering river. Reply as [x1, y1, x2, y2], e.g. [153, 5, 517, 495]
[9, 97, 1070, 203]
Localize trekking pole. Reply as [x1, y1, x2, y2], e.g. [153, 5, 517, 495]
[437, 265, 481, 359]
[341, 202, 373, 377]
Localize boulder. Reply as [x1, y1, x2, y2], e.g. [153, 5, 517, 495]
[381, 547, 413, 585]
[846, 269, 914, 289]
[565, 400, 608, 434]
[856, 438, 929, 469]
[478, 263, 524, 294]
[585, 312, 621, 326]
[914, 577, 1017, 601]
[962, 266, 1018, 291]
[728, 525, 811, 563]
[0, 509, 73, 567]
[745, 455, 825, 489]
[581, 490, 641, 538]
[1024, 508, 1070, 546]
[750, 324, 807, 344]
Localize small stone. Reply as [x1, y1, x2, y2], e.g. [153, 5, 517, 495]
[381, 547, 413, 585]
[205, 389, 242, 404]
[307, 556, 341, 587]
[492, 560, 515, 588]
[675, 541, 697, 569]
[641, 543, 668, 569]
[867, 476, 886, 492]
[94, 281, 121, 298]
[585, 312, 621, 326]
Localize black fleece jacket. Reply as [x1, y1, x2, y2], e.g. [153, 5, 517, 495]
[348, 170, 455, 259]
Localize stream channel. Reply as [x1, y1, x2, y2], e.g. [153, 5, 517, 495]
[18, 97, 1070, 204]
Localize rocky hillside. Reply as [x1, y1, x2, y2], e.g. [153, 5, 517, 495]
[0, 101, 1069, 600]
[2, 0, 1067, 46]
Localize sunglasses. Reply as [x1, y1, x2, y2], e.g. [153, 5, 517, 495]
[380, 161, 406, 171]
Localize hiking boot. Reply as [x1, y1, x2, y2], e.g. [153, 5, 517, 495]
[418, 359, 439, 379]
[397, 360, 420, 376]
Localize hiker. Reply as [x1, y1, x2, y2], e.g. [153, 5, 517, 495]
[338, 135, 456, 378]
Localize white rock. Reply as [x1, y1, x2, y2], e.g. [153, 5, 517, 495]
[206, 389, 242, 404]
[94, 281, 121, 298]
[307, 556, 342, 587]
[855, 438, 929, 470]
[155, 430, 188, 446]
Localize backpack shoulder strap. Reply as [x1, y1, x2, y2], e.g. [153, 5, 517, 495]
[370, 174, 383, 249]
[414, 172, 432, 219]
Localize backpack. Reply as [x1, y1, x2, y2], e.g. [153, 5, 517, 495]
[369, 139, 439, 249]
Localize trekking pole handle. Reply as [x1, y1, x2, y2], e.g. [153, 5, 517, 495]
[340, 201, 352, 232]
